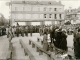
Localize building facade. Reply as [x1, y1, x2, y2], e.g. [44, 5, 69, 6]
[65, 7, 80, 24]
[8, 0, 64, 26]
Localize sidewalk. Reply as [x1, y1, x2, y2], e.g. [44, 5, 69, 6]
[0, 35, 9, 59]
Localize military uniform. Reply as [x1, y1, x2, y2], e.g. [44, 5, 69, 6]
[30, 26, 33, 36]
[21, 27, 24, 37]
[25, 26, 28, 36]
[16, 26, 19, 37]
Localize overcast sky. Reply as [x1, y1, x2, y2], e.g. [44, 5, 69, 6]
[0, 0, 80, 19]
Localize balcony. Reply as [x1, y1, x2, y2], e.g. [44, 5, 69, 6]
[11, 11, 64, 14]
[14, 18, 64, 22]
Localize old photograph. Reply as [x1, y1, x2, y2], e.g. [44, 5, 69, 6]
[0, 0, 80, 60]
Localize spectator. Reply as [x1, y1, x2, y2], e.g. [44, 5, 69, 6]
[43, 32, 48, 51]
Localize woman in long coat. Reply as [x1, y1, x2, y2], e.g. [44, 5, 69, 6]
[43, 32, 48, 51]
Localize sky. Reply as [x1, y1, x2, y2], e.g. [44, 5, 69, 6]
[0, 0, 80, 19]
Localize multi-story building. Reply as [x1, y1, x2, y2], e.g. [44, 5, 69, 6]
[65, 7, 80, 24]
[8, 0, 64, 26]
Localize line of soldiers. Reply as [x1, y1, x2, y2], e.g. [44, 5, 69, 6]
[6, 25, 53, 38]
[6, 26, 31, 37]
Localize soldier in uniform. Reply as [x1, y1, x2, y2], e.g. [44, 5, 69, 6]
[21, 26, 24, 37]
[16, 26, 19, 37]
[6, 26, 9, 38]
[39, 27, 43, 36]
[50, 25, 56, 44]
[30, 26, 33, 36]
[25, 26, 28, 36]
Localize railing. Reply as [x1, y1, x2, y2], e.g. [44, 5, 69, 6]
[11, 11, 64, 14]
[29, 39, 54, 60]
[19, 39, 36, 60]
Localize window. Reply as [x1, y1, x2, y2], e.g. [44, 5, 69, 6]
[59, 14, 61, 19]
[44, 14, 46, 18]
[54, 14, 57, 19]
[15, 7, 17, 11]
[49, 8, 52, 11]
[49, 14, 52, 18]
[44, 7, 46, 11]
[23, 7, 25, 11]
[54, 8, 57, 11]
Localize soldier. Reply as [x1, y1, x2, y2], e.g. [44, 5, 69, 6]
[25, 26, 28, 36]
[50, 25, 56, 44]
[6, 26, 9, 38]
[21, 26, 24, 37]
[12, 26, 15, 37]
[16, 26, 19, 37]
[30, 26, 33, 36]
[39, 27, 43, 36]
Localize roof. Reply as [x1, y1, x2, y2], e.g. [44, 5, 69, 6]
[10, 1, 64, 6]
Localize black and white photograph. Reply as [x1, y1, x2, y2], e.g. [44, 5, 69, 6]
[0, 0, 80, 60]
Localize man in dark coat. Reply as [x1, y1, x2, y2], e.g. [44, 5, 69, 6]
[74, 28, 80, 59]
[54, 27, 68, 51]
[16, 26, 19, 37]
[50, 25, 56, 44]
[21, 26, 24, 37]
[30, 26, 33, 36]
[25, 26, 28, 36]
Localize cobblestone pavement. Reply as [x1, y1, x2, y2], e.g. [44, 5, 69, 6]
[11, 33, 74, 60]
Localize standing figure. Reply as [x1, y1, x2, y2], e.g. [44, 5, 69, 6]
[74, 28, 80, 59]
[60, 30, 68, 51]
[12, 26, 15, 37]
[6, 26, 9, 38]
[21, 26, 24, 37]
[16, 26, 19, 37]
[30, 26, 33, 36]
[50, 25, 55, 44]
[43, 32, 48, 51]
[25, 26, 28, 36]
[39, 27, 43, 36]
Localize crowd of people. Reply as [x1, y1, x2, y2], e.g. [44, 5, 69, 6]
[42, 25, 80, 59]
[1, 24, 80, 59]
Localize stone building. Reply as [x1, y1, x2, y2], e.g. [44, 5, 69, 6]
[65, 7, 80, 24]
[8, 0, 64, 26]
